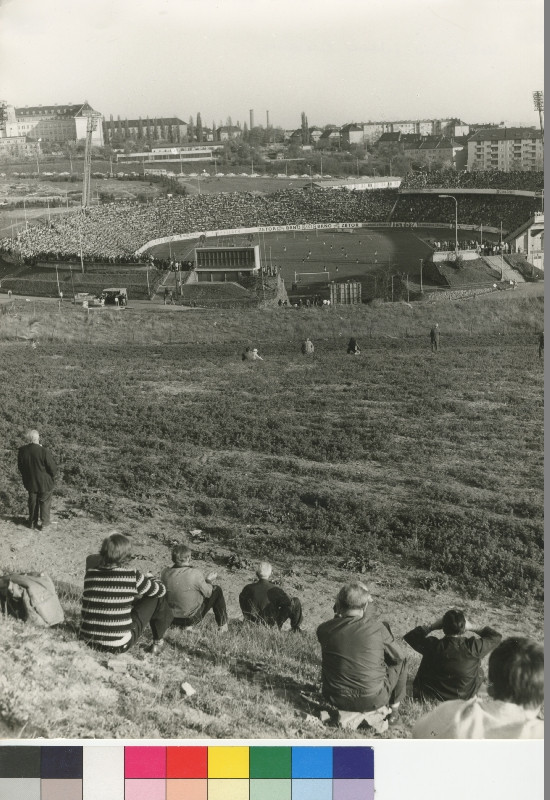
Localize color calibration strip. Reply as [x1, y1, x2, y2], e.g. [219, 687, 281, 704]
[0, 745, 374, 800]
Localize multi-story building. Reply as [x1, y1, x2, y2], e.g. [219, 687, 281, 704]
[6, 102, 104, 145]
[405, 137, 466, 169]
[467, 128, 543, 171]
[104, 117, 187, 144]
[0, 136, 41, 159]
[353, 118, 469, 145]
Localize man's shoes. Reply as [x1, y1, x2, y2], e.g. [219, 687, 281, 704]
[387, 708, 401, 726]
[149, 640, 165, 656]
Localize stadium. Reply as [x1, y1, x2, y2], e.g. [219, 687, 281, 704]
[0, 169, 543, 305]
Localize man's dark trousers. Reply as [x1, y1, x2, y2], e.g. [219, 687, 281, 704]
[173, 585, 228, 628]
[28, 490, 53, 528]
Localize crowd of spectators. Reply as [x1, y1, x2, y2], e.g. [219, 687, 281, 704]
[0, 189, 397, 262]
[0, 185, 540, 264]
[401, 169, 544, 193]
[392, 194, 540, 234]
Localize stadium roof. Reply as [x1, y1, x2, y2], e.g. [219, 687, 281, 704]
[469, 127, 542, 141]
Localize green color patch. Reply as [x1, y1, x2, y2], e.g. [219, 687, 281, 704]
[250, 747, 292, 779]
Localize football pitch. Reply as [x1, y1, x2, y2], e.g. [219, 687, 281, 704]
[148, 226, 499, 291]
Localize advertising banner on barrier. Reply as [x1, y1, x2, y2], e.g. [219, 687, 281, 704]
[399, 187, 538, 198]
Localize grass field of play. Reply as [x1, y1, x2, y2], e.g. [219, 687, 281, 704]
[0, 292, 543, 739]
[148, 227, 501, 293]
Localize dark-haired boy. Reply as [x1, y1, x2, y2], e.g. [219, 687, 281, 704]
[413, 637, 544, 738]
[404, 610, 501, 702]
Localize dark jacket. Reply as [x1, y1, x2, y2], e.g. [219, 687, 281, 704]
[316, 607, 402, 701]
[239, 578, 291, 626]
[404, 625, 502, 702]
[17, 443, 58, 493]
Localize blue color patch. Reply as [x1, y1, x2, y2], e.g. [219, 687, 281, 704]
[291, 748, 333, 779]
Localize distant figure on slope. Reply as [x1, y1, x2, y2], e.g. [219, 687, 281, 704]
[301, 337, 314, 355]
[80, 533, 172, 655]
[538, 332, 544, 360]
[242, 347, 264, 361]
[239, 561, 303, 632]
[347, 337, 360, 355]
[413, 637, 544, 739]
[430, 323, 440, 352]
[17, 429, 58, 530]
[403, 609, 502, 703]
[161, 544, 228, 633]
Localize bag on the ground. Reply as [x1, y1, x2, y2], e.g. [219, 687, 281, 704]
[0, 572, 64, 627]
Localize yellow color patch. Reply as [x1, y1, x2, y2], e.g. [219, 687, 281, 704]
[208, 747, 249, 779]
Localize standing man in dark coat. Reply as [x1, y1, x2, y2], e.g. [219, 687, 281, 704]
[17, 430, 58, 529]
[430, 323, 440, 352]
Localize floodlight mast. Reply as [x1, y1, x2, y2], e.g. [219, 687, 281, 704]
[533, 91, 544, 147]
[82, 114, 99, 209]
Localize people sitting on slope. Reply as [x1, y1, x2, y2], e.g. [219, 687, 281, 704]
[239, 561, 303, 632]
[413, 637, 544, 739]
[403, 609, 502, 703]
[161, 544, 228, 633]
[316, 582, 408, 727]
[80, 533, 171, 655]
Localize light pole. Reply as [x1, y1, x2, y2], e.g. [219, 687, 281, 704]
[35, 139, 41, 174]
[419, 258, 423, 293]
[533, 90, 544, 147]
[439, 194, 458, 257]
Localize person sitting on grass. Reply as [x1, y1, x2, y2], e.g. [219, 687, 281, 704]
[161, 544, 228, 633]
[413, 637, 544, 739]
[347, 337, 360, 355]
[301, 337, 314, 355]
[316, 582, 408, 726]
[80, 533, 172, 656]
[239, 561, 303, 632]
[242, 347, 264, 361]
[404, 609, 502, 703]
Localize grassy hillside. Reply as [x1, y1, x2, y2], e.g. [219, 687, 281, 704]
[0, 291, 544, 739]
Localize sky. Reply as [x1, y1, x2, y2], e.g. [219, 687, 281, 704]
[0, 0, 544, 129]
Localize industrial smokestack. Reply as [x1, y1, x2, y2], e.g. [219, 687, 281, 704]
[249, 109, 254, 129]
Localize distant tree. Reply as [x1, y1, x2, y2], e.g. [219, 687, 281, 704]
[124, 118, 129, 140]
[117, 115, 123, 137]
[196, 112, 203, 142]
[160, 121, 166, 140]
[301, 112, 310, 145]
[188, 115, 194, 142]
[226, 115, 233, 128]
[212, 120, 217, 142]
[242, 121, 249, 142]
[167, 124, 174, 143]
[145, 116, 151, 141]
[137, 117, 143, 140]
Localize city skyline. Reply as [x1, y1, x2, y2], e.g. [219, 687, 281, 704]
[0, 0, 544, 130]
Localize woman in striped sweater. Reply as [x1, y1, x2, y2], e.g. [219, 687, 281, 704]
[80, 533, 172, 655]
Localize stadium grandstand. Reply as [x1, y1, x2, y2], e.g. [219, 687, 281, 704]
[0, 171, 543, 277]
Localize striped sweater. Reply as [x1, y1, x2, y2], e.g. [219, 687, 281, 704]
[80, 566, 166, 649]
